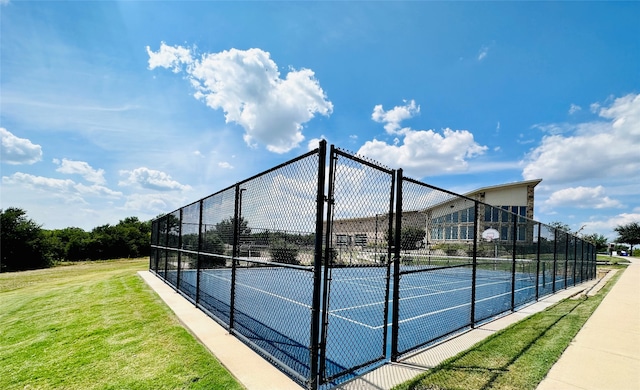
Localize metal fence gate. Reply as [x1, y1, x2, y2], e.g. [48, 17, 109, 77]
[318, 146, 395, 385]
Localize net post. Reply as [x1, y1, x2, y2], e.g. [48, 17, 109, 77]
[309, 140, 326, 390]
[391, 169, 403, 362]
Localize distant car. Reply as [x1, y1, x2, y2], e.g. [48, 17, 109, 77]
[620, 250, 628, 256]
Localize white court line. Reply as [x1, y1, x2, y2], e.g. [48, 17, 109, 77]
[202, 270, 312, 310]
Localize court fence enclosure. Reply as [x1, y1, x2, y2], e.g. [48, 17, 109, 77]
[150, 140, 596, 390]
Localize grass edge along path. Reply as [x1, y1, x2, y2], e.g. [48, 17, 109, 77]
[393, 266, 626, 390]
[0, 259, 243, 390]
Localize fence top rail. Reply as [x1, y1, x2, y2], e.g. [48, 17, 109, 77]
[333, 146, 394, 175]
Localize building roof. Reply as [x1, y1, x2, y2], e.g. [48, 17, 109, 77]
[463, 178, 542, 197]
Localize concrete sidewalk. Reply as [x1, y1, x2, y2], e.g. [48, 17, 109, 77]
[536, 257, 640, 390]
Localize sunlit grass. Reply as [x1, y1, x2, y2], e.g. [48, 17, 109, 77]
[0, 259, 243, 390]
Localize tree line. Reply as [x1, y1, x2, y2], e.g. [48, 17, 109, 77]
[1, 207, 151, 272]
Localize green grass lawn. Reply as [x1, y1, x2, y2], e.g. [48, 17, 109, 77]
[0, 259, 243, 390]
[393, 265, 625, 390]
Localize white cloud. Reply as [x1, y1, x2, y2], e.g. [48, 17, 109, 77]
[569, 104, 582, 114]
[2, 172, 122, 201]
[358, 128, 488, 179]
[218, 162, 233, 169]
[361, 100, 488, 178]
[576, 212, 640, 241]
[147, 43, 333, 153]
[478, 46, 489, 61]
[307, 136, 327, 151]
[0, 128, 43, 165]
[122, 193, 170, 214]
[523, 93, 640, 184]
[146, 42, 193, 73]
[371, 100, 420, 134]
[54, 158, 106, 185]
[119, 167, 191, 191]
[545, 186, 622, 209]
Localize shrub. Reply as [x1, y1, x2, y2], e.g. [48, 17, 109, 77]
[269, 240, 300, 265]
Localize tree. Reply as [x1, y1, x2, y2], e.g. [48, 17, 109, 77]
[548, 221, 572, 234]
[385, 226, 427, 250]
[215, 217, 251, 244]
[581, 233, 609, 253]
[614, 222, 640, 256]
[1, 208, 52, 272]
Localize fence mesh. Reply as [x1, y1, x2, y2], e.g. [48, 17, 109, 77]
[319, 148, 395, 383]
[149, 141, 597, 389]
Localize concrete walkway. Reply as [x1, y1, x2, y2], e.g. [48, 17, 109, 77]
[139, 261, 635, 390]
[537, 257, 640, 390]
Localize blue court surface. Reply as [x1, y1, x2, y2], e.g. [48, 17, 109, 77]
[171, 260, 559, 385]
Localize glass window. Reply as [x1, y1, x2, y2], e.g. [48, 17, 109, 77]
[501, 206, 510, 222]
[501, 226, 509, 241]
[461, 208, 468, 222]
[452, 211, 459, 223]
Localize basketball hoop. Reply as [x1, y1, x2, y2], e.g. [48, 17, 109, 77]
[482, 228, 500, 243]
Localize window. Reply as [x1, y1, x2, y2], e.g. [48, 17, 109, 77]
[354, 234, 367, 246]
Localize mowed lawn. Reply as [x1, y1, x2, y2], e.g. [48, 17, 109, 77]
[0, 259, 243, 390]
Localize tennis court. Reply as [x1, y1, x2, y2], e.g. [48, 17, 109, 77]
[150, 141, 596, 389]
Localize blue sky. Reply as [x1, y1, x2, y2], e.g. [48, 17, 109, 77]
[1, 1, 639, 241]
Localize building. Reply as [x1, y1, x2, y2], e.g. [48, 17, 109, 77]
[330, 179, 542, 249]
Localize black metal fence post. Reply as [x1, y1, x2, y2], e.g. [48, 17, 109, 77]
[318, 145, 337, 382]
[511, 214, 517, 311]
[564, 232, 569, 288]
[535, 222, 541, 300]
[381, 169, 396, 358]
[552, 228, 558, 293]
[470, 201, 479, 327]
[309, 140, 326, 390]
[176, 208, 183, 292]
[391, 169, 403, 362]
[229, 184, 242, 330]
[196, 199, 203, 305]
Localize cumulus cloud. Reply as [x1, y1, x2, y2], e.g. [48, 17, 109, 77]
[218, 161, 233, 169]
[523, 93, 640, 184]
[54, 158, 106, 184]
[0, 128, 43, 165]
[119, 167, 191, 191]
[371, 100, 420, 134]
[359, 100, 487, 178]
[147, 43, 333, 153]
[359, 128, 487, 178]
[545, 186, 622, 209]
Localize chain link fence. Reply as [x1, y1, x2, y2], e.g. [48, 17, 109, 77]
[150, 141, 596, 389]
